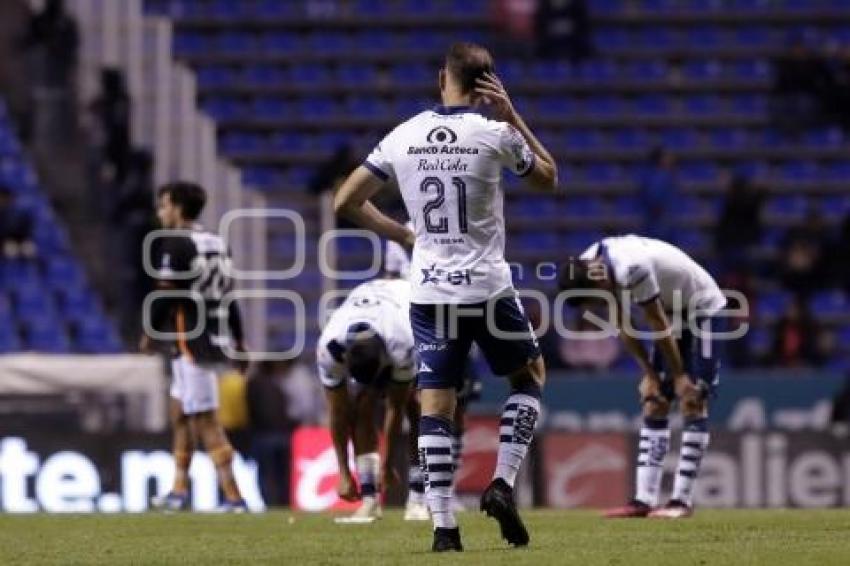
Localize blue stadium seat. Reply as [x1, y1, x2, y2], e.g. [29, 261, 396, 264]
[270, 132, 308, 152]
[710, 127, 749, 148]
[220, 132, 262, 153]
[586, 96, 625, 116]
[688, 27, 722, 48]
[298, 97, 338, 118]
[595, 27, 630, 49]
[356, 31, 394, 52]
[730, 94, 766, 115]
[196, 65, 233, 88]
[810, 291, 850, 319]
[765, 195, 809, 218]
[0, 319, 20, 353]
[683, 60, 722, 80]
[531, 61, 572, 81]
[242, 166, 277, 189]
[173, 32, 206, 56]
[251, 97, 289, 119]
[290, 64, 330, 85]
[627, 61, 667, 81]
[564, 129, 602, 150]
[565, 197, 606, 218]
[734, 26, 772, 47]
[640, 26, 676, 48]
[634, 95, 670, 116]
[22, 318, 70, 353]
[391, 64, 430, 83]
[337, 65, 376, 85]
[74, 318, 122, 354]
[779, 161, 820, 182]
[517, 232, 561, 251]
[803, 127, 844, 148]
[254, 0, 299, 17]
[611, 128, 650, 149]
[261, 32, 297, 54]
[216, 32, 254, 54]
[660, 128, 699, 148]
[537, 97, 575, 117]
[345, 97, 384, 116]
[824, 161, 850, 182]
[585, 163, 625, 183]
[680, 161, 719, 182]
[308, 32, 349, 54]
[0, 259, 39, 290]
[43, 257, 85, 289]
[577, 60, 619, 82]
[758, 290, 793, 320]
[684, 95, 722, 115]
[733, 59, 771, 80]
[243, 64, 287, 86]
[201, 97, 244, 121]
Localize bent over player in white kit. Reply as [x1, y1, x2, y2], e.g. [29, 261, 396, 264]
[317, 278, 418, 522]
[558, 235, 728, 519]
[334, 42, 558, 551]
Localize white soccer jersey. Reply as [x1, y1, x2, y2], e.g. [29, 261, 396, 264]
[365, 105, 535, 304]
[579, 235, 727, 316]
[316, 278, 415, 388]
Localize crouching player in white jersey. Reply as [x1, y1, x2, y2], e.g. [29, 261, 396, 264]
[317, 278, 419, 523]
[334, 42, 558, 551]
[558, 235, 728, 519]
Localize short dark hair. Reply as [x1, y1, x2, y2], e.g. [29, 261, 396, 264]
[558, 259, 598, 307]
[158, 181, 207, 220]
[346, 334, 387, 385]
[445, 42, 494, 95]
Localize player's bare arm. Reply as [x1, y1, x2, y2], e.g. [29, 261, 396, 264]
[324, 385, 359, 501]
[333, 166, 415, 250]
[474, 72, 558, 192]
[381, 381, 411, 490]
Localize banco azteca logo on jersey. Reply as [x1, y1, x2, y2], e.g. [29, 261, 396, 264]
[408, 126, 478, 156]
[426, 126, 457, 144]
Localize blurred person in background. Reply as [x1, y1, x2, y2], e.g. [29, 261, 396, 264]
[714, 173, 765, 273]
[20, 0, 78, 145]
[246, 360, 295, 507]
[769, 296, 825, 368]
[779, 208, 828, 299]
[89, 68, 132, 188]
[111, 150, 156, 342]
[638, 147, 679, 242]
[535, 0, 593, 62]
[141, 182, 249, 513]
[771, 37, 830, 134]
[0, 185, 36, 260]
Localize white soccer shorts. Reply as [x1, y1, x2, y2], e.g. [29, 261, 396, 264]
[169, 356, 220, 415]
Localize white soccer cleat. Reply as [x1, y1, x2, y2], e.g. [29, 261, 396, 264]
[648, 500, 693, 519]
[150, 491, 189, 512]
[334, 496, 382, 524]
[403, 500, 430, 521]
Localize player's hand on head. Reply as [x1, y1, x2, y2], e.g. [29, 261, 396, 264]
[673, 373, 698, 400]
[474, 72, 516, 123]
[337, 471, 360, 502]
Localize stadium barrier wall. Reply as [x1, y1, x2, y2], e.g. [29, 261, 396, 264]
[0, 353, 168, 431]
[3, 428, 849, 512]
[472, 369, 846, 432]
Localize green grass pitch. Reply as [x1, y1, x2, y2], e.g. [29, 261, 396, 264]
[1, 509, 849, 565]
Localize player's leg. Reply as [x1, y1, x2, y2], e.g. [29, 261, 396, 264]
[476, 293, 544, 547]
[152, 359, 193, 511]
[450, 398, 466, 511]
[607, 342, 673, 518]
[411, 302, 467, 552]
[651, 317, 717, 519]
[152, 398, 194, 510]
[350, 389, 382, 520]
[193, 410, 246, 510]
[182, 361, 245, 511]
[404, 391, 429, 520]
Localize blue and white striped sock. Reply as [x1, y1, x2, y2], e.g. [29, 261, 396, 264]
[671, 418, 710, 506]
[635, 418, 670, 506]
[451, 430, 463, 474]
[419, 415, 456, 529]
[493, 387, 541, 488]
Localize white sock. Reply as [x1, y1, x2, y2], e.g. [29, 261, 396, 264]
[419, 416, 456, 529]
[672, 419, 710, 507]
[494, 393, 540, 487]
[408, 464, 425, 505]
[356, 452, 380, 500]
[635, 419, 670, 507]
